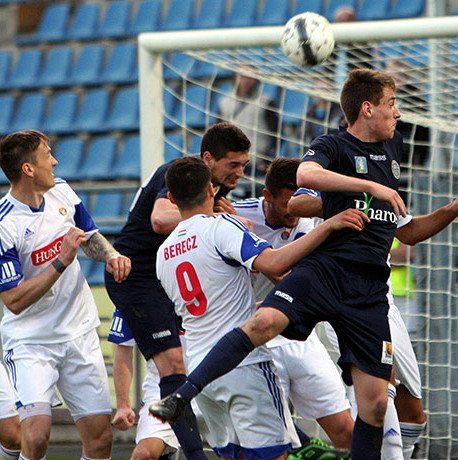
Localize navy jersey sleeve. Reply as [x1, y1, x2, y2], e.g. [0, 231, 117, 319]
[301, 135, 338, 170]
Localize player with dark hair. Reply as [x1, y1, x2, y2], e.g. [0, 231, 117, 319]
[150, 69, 410, 459]
[0, 130, 131, 460]
[155, 156, 367, 459]
[104, 122, 251, 460]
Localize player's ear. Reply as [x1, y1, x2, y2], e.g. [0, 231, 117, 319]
[202, 151, 214, 165]
[362, 101, 372, 118]
[208, 182, 215, 198]
[22, 162, 34, 178]
[263, 188, 272, 202]
[167, 191, 177, 205]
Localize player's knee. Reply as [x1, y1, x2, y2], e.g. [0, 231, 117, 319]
[371, 394, 388, 425]
[0, 420, 21, 450]
[244, 309, 282, 344]
[154, 348, 186, 376]
[131, 443, 163, 460]
[332, 421, 353, 449]
[22, 428, 50, 454]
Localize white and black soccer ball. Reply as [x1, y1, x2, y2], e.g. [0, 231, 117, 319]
[281, 12, 335, 67]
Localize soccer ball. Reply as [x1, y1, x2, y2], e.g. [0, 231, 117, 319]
[281, 12, 335, 67]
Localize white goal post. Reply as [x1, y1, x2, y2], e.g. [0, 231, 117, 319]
[138, 15, 458, 459]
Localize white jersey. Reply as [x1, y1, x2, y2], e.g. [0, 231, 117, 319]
[233, 197, 321, 348]
[0, 180, 100, 349]
[156, 213, 272, 372]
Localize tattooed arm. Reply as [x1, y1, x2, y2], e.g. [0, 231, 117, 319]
[82, 232, 131, 282]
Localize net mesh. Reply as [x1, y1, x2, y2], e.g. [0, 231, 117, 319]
[158, 38, 458, 458]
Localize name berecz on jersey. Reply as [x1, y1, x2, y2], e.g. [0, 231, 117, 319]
[164, 235, 198, 260]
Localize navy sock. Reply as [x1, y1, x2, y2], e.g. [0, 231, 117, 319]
[294, 424, 311, 445]
[178, 328, 255, 401]
[351, 415, 383, 460]
[159, 374, 207, 460]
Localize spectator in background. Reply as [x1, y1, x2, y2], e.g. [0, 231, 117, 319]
[218, 69, 278, 196]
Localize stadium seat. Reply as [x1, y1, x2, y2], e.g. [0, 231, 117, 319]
[79, 136, 118, 180]
[325, 0, 357, 21]
[187, 134, 202, 156]
[129, 0, 162, 34]
[0, 50, 12, 90]
[357, 0, 390, 21]
[88, 262, 106, 285]
[90, 191, 125, 234]
[77, 191, 90, 209]
[282, 89, 309, 125]
[7, 49, 42, 89]
[0, 169, 9, 185]
[164, 133, 184, 161]
[53, 137, 85, 182]
[163, 89, 180, 130]
[9, 93, 46, 132]
[112, 135, 140, 179]
[388, 0, 425, 18]
[100, 42, 137, 84]
[73, 89, 110, 133]
[70, 44, 104, 86]
[105, 87, 139, 132]
[192, 0, 225, 29]
[224, 0, 258, 27]
[19, 3, 70, 43]
[43, 91, 78, 135]
[291, 0, 323, 16]
[0, 95, 15, 135]
[164, 52, 197, 80]
[67, 2, 101, 41]
[37, 46, 72, 88]
[184, 85, 210, 128]
[256, 0, 290, 26]
[97, 0, 131, 38]
[160, 0, 195, 30]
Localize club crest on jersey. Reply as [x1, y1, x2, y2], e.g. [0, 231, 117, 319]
[381, 341, 393, 365]
[59, 207, 67, 216]
[281, 230, 291, 240]
[355, 156, 368, 174]
[391, 160, 400, 179]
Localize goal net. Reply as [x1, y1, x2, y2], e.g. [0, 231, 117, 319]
[139, 16, 458, 458]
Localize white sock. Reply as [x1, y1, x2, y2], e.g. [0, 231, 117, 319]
[381, 383, 403, 460]
[81, 457, 111, 460]
[400, 421, 426, 460]
[0, 444, 20, 459]
[18, 455, 45, 460]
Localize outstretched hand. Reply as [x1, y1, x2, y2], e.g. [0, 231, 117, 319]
[328, 209, 370, 232]
[106, 253, 131, 283]
[369, 183, 407, 217]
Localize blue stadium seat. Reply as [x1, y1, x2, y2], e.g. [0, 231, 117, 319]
[184, 85, 210, 128]
[164, 52, 197, 80]
[112, 135, 140, 179]
[77, 191, 90, 209]
[90, 191, 125, 233]
[163, 89, 180, 130]
[79, 137, 118, 180]
[9, 93, 46, 132]
[70, 44, 104, 86]
[0, 51, 12, 90]
[188, 134, 202, 156]
[224, 0, 258, 27]
[0, 95, 15, 135]
[357, 0, 390, 20]
[292, 0, 323, 15]
[98, 0, 131, 38]
[37, 46, 72, 88]
[105, 87, 139, 132]
[161, 0, 194, 30]
[100, 42, 137, 84]
[192, 0, 225, 29]
[43, 91, 78, 135]
[129, 0, 162, 34]
[21, 3, 70, 43]
[78, 258, 95, 281]
[0, 169, 9, 185]
[7, 49, 42, 89]
[256, 0, 290, 26]
[164, 133, 184, 161]
[388, 0, 425, 18]
[53, 137, 85, 181]
[67, 2, 101, 41]
[88, 262, 106, 285]
[74, 89, 110, 133]
[325, 0, 357, 21]
[282, 89, 309, 124]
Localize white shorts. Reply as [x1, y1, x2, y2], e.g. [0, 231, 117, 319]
[136, 367, 179, 453]
[269, 331, 350, 420]
[196, 361, 299, 458]
[3, 329, 111, 420]
[388, 298, 422, 399]
[0, 361, 17, 420]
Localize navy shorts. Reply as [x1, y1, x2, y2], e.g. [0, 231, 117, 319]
[261, 254, 392, 385]
[105, 271, 181, 360]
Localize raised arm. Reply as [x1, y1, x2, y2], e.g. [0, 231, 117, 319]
[396, 200, 458, 245]
[151, 197, 182, 235]
[82, 232, 131, 283]
[0, 227, 86, 314]
[287, 193, 323, 218]
[252, 208, 369, 277]
[297, 161, 407, 217]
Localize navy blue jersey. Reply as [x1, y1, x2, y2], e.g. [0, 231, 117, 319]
[302, 129, 404, 277]
[113, 161, 174, 276]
